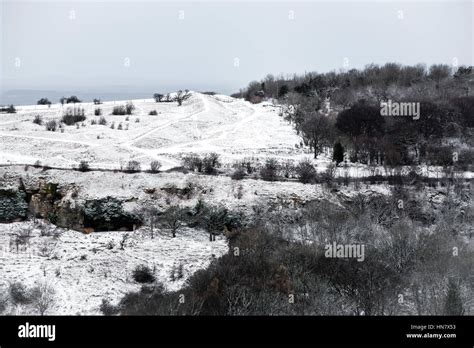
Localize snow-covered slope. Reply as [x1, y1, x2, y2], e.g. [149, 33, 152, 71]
[0, 93, 308, 171]
[0, 220, 227, 315]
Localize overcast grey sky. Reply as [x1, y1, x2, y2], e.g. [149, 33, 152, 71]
[1, 0, 472, 102]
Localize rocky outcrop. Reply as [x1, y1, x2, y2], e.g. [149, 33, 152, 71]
[6, 178, 140, 233]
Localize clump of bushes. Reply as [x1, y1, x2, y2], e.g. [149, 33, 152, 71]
[182, 154, 203, 172]
[125, 160, 141, 173]
[235, 158, 255, 174]
[9, 282, 33, 305]
[66, 96, 81, 103]
[37, 98, 51, 106]
[45, 120, 58, 131]
[98, 116, 107, 125]
[202, 153, 221, 174]
[0, 105, 16, 113]
[112, 102, 135, 115]
[187, 200, 244, 237]
[231, 168, 246, 180]
[132, 265, 155, 283]
[112, 106, 126, 115]
[33, 115, 43, 125]
[78, 160, 90, 172]
[126, 103, 135, 114]
[182, 153, 221, 174]
[94, 108, 102, 116]
[100, 299, 119, 316]
[8, 281, 56, 315]
[149, 160, 161, 173]
[153, 93, 164, 102]
[61, 107, 86, 125]
[260, 158, 279, 181]
[149, 110, 158, 115]
[84, 197, 141, 231]
[296, 159, 317, 183]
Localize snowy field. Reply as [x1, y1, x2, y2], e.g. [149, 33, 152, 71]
[0, 220, 227, 315]
[0, 93, 308, 171]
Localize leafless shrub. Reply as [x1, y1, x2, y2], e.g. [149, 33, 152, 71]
[12, 227, 32, 252]
[33, 115, 43, 125]
[38, 240, 56, 258]
[260, 158, 279, 181]
[45, 120, 58, 132]
[150, 160, 161, 173]
[98, 116, 107, 125]
[30, 281, 56, 315]
[125, 160, 141, 173]
[182, 153, 203, 172]
[296, 159, 317, 183]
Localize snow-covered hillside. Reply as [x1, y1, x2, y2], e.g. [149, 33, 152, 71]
[1, 92, 472, 316]
[1, 92, 472, 179]
[0, 220, 227, 315]
[0, 93, 309, 171]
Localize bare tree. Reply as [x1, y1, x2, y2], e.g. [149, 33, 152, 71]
[162, 206, 184, 238]
[153, 93, 164, 102]
[30, 281, 56, 316]
[12, 227, 32, 253]
[143, 207, 160, 239]
[300, 112, 334, 158]
[175, 90, 191, 106]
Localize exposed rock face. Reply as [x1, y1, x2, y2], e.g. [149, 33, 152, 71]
[54, 187, 85, 231]
[27, 181, 84, 231]
[18, 179, 139, 232]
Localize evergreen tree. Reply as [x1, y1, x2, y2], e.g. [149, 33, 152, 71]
[333, 141, 344, 165]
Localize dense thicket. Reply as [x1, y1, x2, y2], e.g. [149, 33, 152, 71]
[113, 184, 473, 315]
[234, 64, 473, 168]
